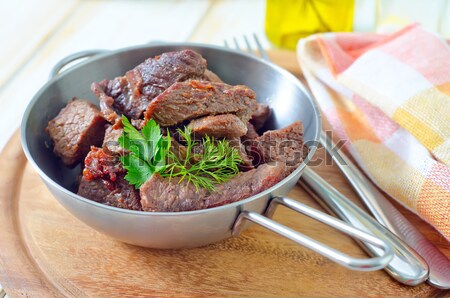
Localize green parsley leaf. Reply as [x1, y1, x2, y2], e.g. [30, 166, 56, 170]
[119, 115, 168, 188]
[120, 154, 153, 188]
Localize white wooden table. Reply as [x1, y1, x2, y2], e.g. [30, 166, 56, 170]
[0, 1, 270, 296]
[0, 0, 271, 151]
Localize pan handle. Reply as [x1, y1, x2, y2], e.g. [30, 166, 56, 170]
[48, 42, 162, 80]
[232, 197, 393, 271]
[49, 49, 107, 80]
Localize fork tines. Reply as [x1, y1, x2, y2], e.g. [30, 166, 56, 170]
[224, 33, 270, 61]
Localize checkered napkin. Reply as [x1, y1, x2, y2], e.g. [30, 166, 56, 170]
[297, 24, 450, 240]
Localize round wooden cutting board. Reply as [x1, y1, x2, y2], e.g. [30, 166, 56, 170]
[0, 52, 449, 297]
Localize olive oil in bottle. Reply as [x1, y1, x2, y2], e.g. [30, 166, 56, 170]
[265, 0, 355, 50]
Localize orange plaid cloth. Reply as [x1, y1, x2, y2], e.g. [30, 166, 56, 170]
[297, 24, 450, 240]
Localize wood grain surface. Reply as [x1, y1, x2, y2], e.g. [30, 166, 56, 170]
[0, 52, 449, 298]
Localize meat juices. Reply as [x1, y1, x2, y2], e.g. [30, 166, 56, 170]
[46, 99, 107, 167]
[144, 80, 257, 126]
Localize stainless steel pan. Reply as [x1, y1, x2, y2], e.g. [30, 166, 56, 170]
[21, 43, 393, 271]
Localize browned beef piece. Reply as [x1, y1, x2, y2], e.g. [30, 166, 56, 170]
[205, 163, 287, 208]
[140, 174, 208, 212]
[247, 121, 308, 171]
[139, 163, 286, 212]
[144, 80, 257, 126]
[103, 176, 141, 210]
[244, 122, 259, 140]
[228, 137, 254, 171]
[131, 118, 145, 129]
[139, 123, 307, 212]
[46, 99, 107, 167]
[78, 176, 111, 201]
[82, 146, 124, 181]
[78, 147, 141, 210]
[169, 133, 252, 170]
[168, 137, 188, 161]
[102, 125, 126, 156]
[202, 69, 223, 82]
[241, 123, 259, 165]
[91, 78, 125, 123]
[187, 114, 247, 138]
[250, 103, 271, 130]
[91, 50, 207, 121]
[78, 176, 141, 210]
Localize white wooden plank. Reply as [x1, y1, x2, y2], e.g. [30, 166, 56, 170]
[29, 0, 210, 64]
[439, 0, 450, 38]
[0, 0, 77, 86]
[377, 0, 447, 34]
[188, 0, 272, 49]
[0, 0, 210, 150]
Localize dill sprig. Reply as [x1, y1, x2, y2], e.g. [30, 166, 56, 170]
[162, 127, 242, 191]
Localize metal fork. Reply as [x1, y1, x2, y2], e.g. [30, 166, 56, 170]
[225, 34, 431, 286]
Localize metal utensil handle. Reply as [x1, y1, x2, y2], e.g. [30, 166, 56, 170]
[321, 131, 450, 289]
[49, 49, 107, 80]
[230, 34, 432, 284]
[300, 167, 429, 286]
[232, 197, 393, 271]
[320, 131, 391, 225]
